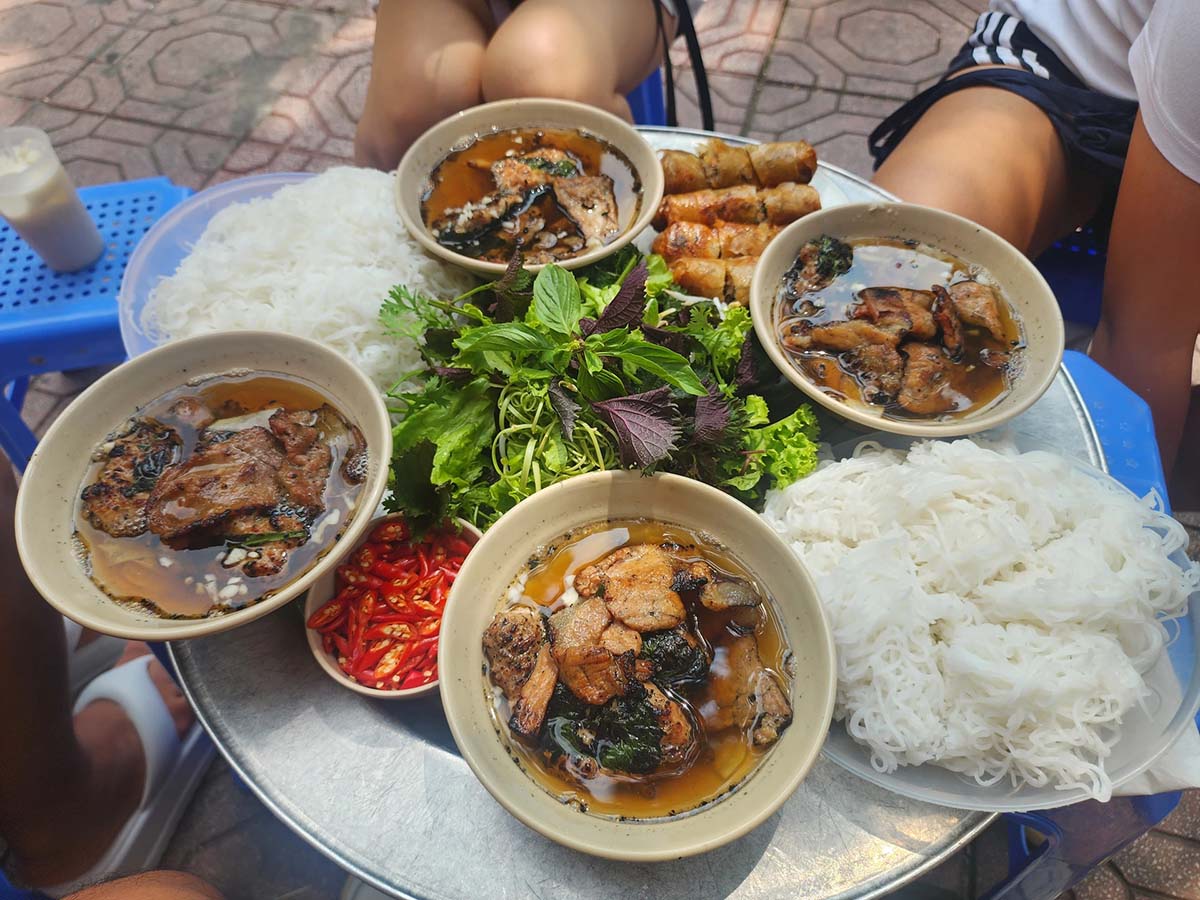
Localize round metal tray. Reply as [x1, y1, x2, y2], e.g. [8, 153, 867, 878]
[172, 128, 1107, 899]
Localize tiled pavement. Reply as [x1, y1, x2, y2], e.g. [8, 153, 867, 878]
[4, 0, 1200, 897]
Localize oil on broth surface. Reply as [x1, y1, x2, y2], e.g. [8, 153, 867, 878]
[491, 519, 791, 819]
[74, 372, 364, 619]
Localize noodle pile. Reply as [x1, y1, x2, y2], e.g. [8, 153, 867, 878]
[762, 440, 1198, 799]
[139, 168, 476, 392]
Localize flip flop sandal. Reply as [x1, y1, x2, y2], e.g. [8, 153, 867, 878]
[43, 655, 215, 898]
[61, 617, 126, 698]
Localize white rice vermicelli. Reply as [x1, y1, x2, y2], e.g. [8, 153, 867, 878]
[139, 167, 476, 392]
[761, 439, 1199, 800]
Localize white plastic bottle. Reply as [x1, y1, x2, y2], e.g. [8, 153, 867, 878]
[0, 126, 104, 273]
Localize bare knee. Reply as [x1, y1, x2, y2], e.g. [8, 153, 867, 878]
[66, 870, 223, 900]
[481, 12, 617, 110]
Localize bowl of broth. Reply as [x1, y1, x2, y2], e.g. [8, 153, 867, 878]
[438, 470, 836, 860]
[396, 98, 664, 276]
[15, 331, 391, 641]
[750, 202, 1065, 437]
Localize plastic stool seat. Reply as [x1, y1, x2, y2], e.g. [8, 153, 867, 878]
[0, 176, 192, 470]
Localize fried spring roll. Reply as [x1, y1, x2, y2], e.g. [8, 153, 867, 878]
[651, 221, 779, 262]
[724, 257, 757, 305]
[669, 256, 759, 305]
[719, 221, 779, 257]
[659, 149, 709, 194]
[670, 257, 727, 300]
[651, 221, 722, 261]
[653, 183, 762, 229]
[761, 182, 821, 225]
[699, 138, 757, 189]
[747, 141, 817, 186]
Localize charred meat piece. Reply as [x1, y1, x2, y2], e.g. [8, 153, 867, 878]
[490, 149, 575, 193]
[548, 597, 611, 653]
[269, 408, 332, 511]
[897, 343, 957, 415]
[702, 635, 792, 747]
[556, 646, 635, 706]
[852, 287, 937, 341]
[931, 284, 965, 359]
[221, 511, 300, 578]
[948, 280, 1005, 340]
[575, 544, 687, 632]
[783, 236, 853, 295]
[431, 191, 528, 243]
[699, 579, 761, 611]
[845, 342, 905, 402]
[643, 682, 696, 766]
[600, 621, 642, 657]
[782, 319, 901, 353]
[81, 419, 182, 538]
[551, 174, 619, 246]
[146, 427, 286, 543]
[483, 606, 546, 699]
[511, 643, 558, 738]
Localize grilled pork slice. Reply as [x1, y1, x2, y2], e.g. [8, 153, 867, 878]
[643, 682, 696, 766]
[931, 285, 965, 359]
[699, 579, 761, 611]
[483, 606, 546, 699]
[897, 343, 957, 415]
[511, 643, 558, 738]
[702, 635, 792, 747]
[551, 174, 619, 246]
[81, 419, 182, 538]
[268, 408, 332, 511]
[782, 319, 901, 353]
[845, 342, 905, 403]
[852, 287, 937, 341]
[575, 544, 689, 633]
[549, 598, 632, 705]
[146, 426, 285, 543]
[948, 280, 1005, 340]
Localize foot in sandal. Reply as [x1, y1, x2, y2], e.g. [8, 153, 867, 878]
[15, 644, 199, 890]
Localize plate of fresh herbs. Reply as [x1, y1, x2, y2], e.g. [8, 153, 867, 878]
[380, 247, 820, 529]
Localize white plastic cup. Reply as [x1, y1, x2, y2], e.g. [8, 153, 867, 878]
[0, 126, 104, 273]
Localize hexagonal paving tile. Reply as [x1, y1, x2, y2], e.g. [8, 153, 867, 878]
[0, 2, 72, 55]
[838, 9, 939, 65]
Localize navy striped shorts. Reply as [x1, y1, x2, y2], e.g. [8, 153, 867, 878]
[869, 11, 1139, 183]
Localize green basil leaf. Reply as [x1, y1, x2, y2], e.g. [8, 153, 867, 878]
[454, 322, 554, 355]
[587, 331, 705, 396]
[532, 264, 583, 336]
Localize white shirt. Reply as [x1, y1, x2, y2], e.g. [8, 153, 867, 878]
[993, 0, 1200, 183]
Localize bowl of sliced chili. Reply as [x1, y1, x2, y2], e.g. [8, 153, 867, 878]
[303, 513, 479, 698]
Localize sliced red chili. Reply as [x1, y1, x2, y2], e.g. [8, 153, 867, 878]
[353, 637, 393, 674]
[364, 622, 414, 642]
[373, 641, 413, 681]
[370, 520, 410, 544]
[306, 595, 346, 630]
[351, 544, 377, 572]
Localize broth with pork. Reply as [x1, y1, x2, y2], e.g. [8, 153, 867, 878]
[775, 236, 1024, 420]
[482, 520, 793, 819]
[75, 371, 367, 618]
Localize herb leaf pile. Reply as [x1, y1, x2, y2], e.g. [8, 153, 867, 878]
[381, 247, 819, 528]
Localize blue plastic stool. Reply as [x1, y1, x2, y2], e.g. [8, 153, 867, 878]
[1034, 224, 1108, 329]
[0, 176, 192, 470]
[627, 69, 667, 126]
[982, 350, 1183, 900]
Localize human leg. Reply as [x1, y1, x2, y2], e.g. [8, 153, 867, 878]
[873, 71, 1105, 258]
[0, 466, 192, 887]
[481, 0, 669, 121]
[65, 870, 223, 899]
[355, 0, 493, 170]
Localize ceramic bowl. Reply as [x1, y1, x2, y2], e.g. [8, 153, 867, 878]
[749, 202, 1065, 438]
[395, 98, 664, 276]
[15, 331, 392, 642]
[303, 512, 482, 700]
[438, 471, 837, 861]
